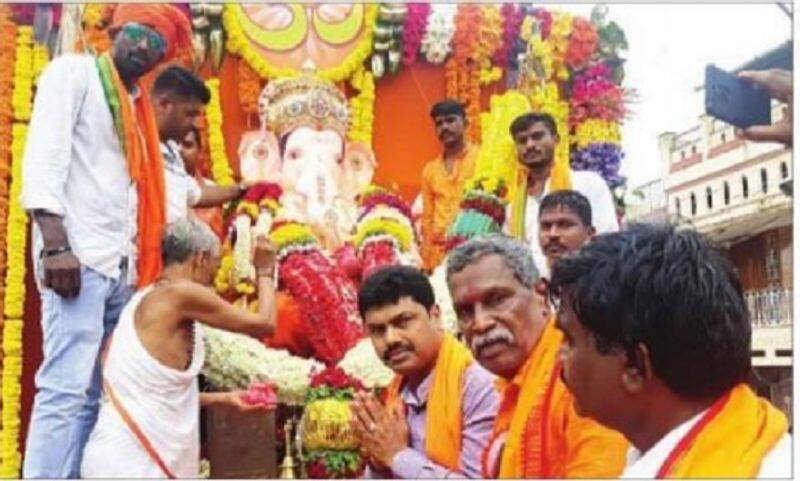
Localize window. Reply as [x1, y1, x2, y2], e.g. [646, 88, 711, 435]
[780, 162, 789, 179]
[691, 145, 697, 155]
[724, 181, 730, 205]
[681, 150, 686, 160]
[706, 187, 713, 209]
[761, 168, 768, 194]
[720, 133, 727, 143]
[742, 176, 749, 199]
[674, 197, 681, 215]
[690, 193, 697, 216]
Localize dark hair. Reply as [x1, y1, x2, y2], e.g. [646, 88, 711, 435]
[152, 65, 211, 104]
[539, 190, 593, 227]
[509, 112, 558, 138]
[549, 223, 751, 400]
[430, 99, 466, 119]
[358, 266, 435, 319]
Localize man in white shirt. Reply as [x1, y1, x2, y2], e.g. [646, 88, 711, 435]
[548, 223, 791, 478]
[504, 113, 617, 278]
[150, 66, 247, 224]
[20, 6, 191, 478]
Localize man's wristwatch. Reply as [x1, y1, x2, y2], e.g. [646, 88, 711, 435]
[40, 245, 71, 258]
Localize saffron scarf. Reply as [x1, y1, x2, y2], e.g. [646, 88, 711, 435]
[385, 333, 474, 471]
[485, 317, 563, 478]
[96, 53, 166, 286]
[659, 383, 788, 478]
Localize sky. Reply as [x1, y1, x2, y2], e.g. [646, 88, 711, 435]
[556, 3, 793, 190]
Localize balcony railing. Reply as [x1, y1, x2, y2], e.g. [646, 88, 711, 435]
[746, 288, 792, 327]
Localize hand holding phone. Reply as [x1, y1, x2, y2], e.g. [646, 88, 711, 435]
[736, 69, 792, 147]
[705, 64, 771, 129]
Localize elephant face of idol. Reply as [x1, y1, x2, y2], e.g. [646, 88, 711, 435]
[280, 126, 343, 225]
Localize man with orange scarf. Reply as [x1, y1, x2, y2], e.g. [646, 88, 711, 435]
[352, 266, 499, 478]
[447, 235, 628, 478]
[549, 223, 791, 478]
[21, 5, 190, 477]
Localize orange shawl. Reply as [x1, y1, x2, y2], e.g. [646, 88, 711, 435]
[660, 383, 788, 478]
[487, 318, 627, 478]
[105, 56, 166, 286]
[385, 333, 474, 472]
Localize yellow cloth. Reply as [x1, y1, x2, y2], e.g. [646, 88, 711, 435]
[491, 318, 627, 478]
[385, 333, 474, 471]
[508, 161, 572, 239]
[420, 144, 478, 270]
[665, 383, 788, 478]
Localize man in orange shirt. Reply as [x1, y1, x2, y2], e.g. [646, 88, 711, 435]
[420, 100, 478, 271]
[447, 234, 627, 478]
[549, 224, 790, 477]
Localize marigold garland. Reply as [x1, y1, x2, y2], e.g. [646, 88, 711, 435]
[204, 78, 235, 187]
[10, 27, 32, 122]
[223, 4, 378, 83]
[0, 24, 33, 475]
[237, 60, 261, 116]
[574, 119, 621, 148]
[347, 67, 375, 146]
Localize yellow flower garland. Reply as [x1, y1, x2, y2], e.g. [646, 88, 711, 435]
[204, 78, 235, 187]
[347, 66, 375, 146]
[223, 4, 378, 83]
[31, 43, 48, 85]
[10, 27, 32, 122]
[575, 119, 621, 148]
[352, 217, 413, 253]
[0, 25, 33, 475]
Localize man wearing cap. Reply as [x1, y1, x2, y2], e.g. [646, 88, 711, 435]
[21, 5, 191, 477]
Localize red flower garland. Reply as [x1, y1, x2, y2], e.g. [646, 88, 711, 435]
[533, 9, 552, 40]
[569, 62, 625, 127]
[278, 249, 363, 365]
[360, 240, 401, 281]
[494, 4, 524, 67]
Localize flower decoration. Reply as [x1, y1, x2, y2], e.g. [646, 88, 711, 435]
[237, 60, 262, 116]
[494, 3, 524, 68]
[347, 67, 375, 146]
[201, 326, 323, 405]
[270, 221, 363, 365]
[570, 142, 625, 189]
[565, 17, 598, 70]
[204, 78, 235, 187]
[223, 4, 378, 83]
[419, 4, 456, 64]
[336, 338, 394, 390]
[401, 4, 430, 66]
[302, 366, 366, 478]
[574, 118, 621, 148]
[11, 26, 32, 122]
[569, 63, 625, 128]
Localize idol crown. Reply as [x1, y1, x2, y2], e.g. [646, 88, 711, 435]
[258, 72, 349, 139]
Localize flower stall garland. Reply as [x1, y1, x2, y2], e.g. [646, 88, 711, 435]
[204, 78, 235, 187]
[223, 4, 378, 84]
[0, 24, 34, 477]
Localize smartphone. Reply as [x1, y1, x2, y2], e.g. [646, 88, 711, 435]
[705, 64, 771, 129]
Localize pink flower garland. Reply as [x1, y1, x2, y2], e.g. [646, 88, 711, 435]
[569, 62, 625, 127]
[402, 4, 430, 66]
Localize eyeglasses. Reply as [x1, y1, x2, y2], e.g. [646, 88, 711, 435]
[121, 23, 166, 55]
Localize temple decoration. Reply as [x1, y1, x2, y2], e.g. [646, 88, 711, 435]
[223, 4, 378, 83]
[369, 4, 406, 78]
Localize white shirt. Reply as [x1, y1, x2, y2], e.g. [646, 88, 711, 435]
[162, 140, 202, 225]
[21, 54, 137, 283]
[622, 410, 792, 478]
[506, 169, 619, 278]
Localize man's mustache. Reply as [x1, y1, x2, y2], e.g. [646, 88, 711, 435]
[383, 343, 412, 361]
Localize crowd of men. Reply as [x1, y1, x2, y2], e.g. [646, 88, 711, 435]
[16, 3, 792, 479]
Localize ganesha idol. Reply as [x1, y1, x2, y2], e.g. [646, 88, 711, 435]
[238, 71, 376, 251]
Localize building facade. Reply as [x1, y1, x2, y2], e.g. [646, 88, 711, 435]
[656, 97, 792, 422]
